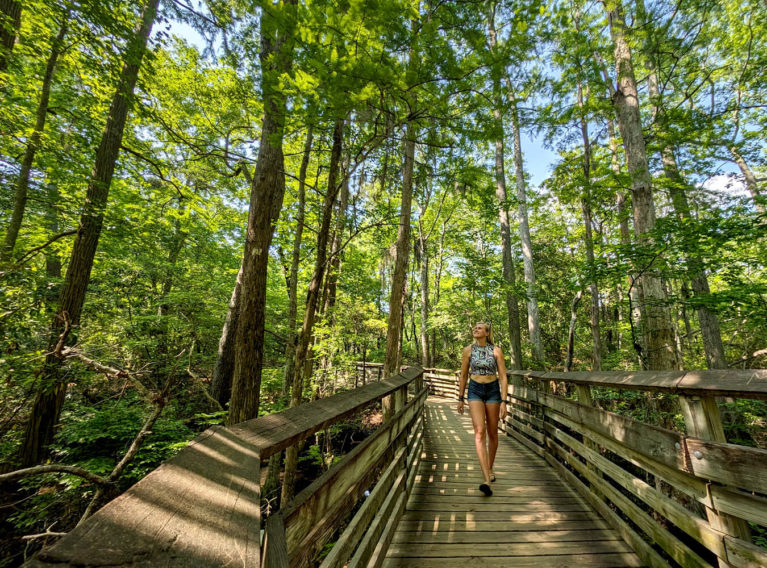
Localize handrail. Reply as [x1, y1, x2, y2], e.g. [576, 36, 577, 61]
[360, 363, 767, 568]
[509, 368, 767, 399]
[505, 373, 767, 568]
[26, 366, 425, 568]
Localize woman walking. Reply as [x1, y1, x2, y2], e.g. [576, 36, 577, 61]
[457, 322, 508, 496]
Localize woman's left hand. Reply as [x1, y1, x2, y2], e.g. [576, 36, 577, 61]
[499, 401, 507, 420]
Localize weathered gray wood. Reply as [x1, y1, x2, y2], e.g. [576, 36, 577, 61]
[681, 393, 753, 556]
[262, 513, 288, 568]
[544, 444, 669, 568]
[235, 367, 422, 459]
[27, 426, 262, 568]
[349, 470, 406, 568]
[548, 439, 709, 568]
[538, 391, 687, 471]
[686, 437, 767, 495]
[508, 369, 767, 399]
[319, 446, 407, 568]
[545, 421, 728, 560]
[711, 485, 767, 527]
[723, 534, 767, 568]
[282, 387, 426, 561]
[546, 405, 710, 504]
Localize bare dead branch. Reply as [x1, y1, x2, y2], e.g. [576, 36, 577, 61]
[0, 465, 111, 486]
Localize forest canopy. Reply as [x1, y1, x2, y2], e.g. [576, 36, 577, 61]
[0, 0, 765, 563]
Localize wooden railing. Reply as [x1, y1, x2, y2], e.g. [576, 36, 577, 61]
[506, 369, 767, 568]
[26, 366, 426, 568]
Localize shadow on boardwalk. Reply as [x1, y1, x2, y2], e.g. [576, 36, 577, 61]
[384, 397, 644, 568]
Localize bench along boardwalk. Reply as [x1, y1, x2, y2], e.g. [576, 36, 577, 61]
[384, 398, 641, 567]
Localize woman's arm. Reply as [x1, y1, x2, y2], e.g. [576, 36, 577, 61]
[495, 346, 508, 419]
[458, 346, 470, 414]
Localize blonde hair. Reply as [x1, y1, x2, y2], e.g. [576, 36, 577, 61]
[475, 322, 494, 344]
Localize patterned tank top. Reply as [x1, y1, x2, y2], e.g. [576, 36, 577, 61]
[469, 343, 497, 376]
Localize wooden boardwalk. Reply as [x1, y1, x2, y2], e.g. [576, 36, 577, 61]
[384, 398, 644, 567]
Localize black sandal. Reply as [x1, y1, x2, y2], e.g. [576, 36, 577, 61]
[479, 483, 493, 496]
[489, 473, 496, 482]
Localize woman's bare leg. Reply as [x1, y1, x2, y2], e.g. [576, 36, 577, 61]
[485, 403, 500, 475]
[469, 401, 492, 484]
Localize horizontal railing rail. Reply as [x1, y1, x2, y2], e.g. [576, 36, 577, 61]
[506, 369, 767, 568]
[27, 366, 425, 568]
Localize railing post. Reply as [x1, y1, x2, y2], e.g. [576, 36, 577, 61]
[679, 394, 751, 567]
[575, 384, 604, 499]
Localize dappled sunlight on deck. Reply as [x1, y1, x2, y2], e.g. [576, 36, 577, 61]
[385, 398, 643, 567]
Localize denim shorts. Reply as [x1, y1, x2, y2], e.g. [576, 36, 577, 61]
[467, 379, 502, 404]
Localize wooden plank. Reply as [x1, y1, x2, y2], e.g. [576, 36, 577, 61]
[547, 439, 710, 568]
[544, 446, 669, 568]
[544, 421, 728, 561]
[711, 485, 767, 527]
[538, 392, 687, 471]
[545, 405, 709, 504]
[395, 517, 610, 532]
[367, 490, 407, 568]
[386, 540, 633, 557]
[723, 534, 767, 568]
[319, 445, 407, 568]
[262, 513, 288, 568]
[686, 437, 767, 495]
[508, 416, 544, 443]
[678, 369, 767, 399]
[383, 554, 643, 568]
[399, 510, 598, 522]
[508, 369, 767, 399]
[283, 387, 425, 553]
[505, 424, 546, 458]
[234, 367, 423, 459]
[30, 425, 262, 568]
[348, 469, 406, 568]
[390, 529, 621, 544]
[405, 502, 590, 513]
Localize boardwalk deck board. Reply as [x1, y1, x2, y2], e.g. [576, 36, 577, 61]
[385, 399, 644, 567]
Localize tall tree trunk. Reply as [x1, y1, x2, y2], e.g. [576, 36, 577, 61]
[577, 82, 602, 370]
[638, 3, 728, 369]
[507, 87, 543, 365]
[729, 146, 764, 214]
[2, 18, 67, 264]
[417, 222, 430, 367]
[282, 117, 345, 504]
[283, 124, 314, 397]
[18, 0, 160, 467]
[0, 0, 21, 74]
[211, 265, 242, 407]
[488, 5, 522, 369]
[228, 0, 298, 425]
[566, 290, 584, 372]
[324, 152, 350, 316]
[382, 119, 415, 388]
[605, 0, 677, 370]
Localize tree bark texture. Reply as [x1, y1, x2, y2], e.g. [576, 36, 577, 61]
[639, 11, 728, 370]
[228, 0, 298, 425]
[730, 146, 764, 214]
[577, 82, 602, 370]
[508, 90, 543, 365]
[19, 0, 160, 467]
[417, 220, 431, 368]
[383, 119, 416, 384]
[211, 265, 243, 407]
[661, 148, 727, 368]
[2, 18, 67, 264]
[488, 6, 522, 369]
[606, 0, 677, 370]
[282, 116, 345, 504]
[283, 124, 313, 396]
[0, 0, 21, 73]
